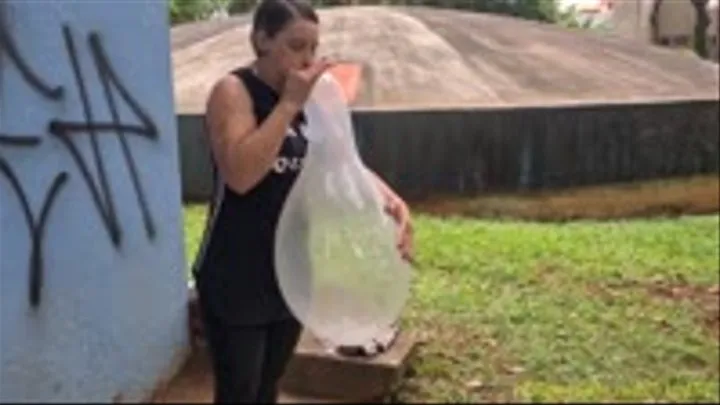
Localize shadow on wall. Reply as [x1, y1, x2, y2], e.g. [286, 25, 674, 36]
[177, 99, 719, 203]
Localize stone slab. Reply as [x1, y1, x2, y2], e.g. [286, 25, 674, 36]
[280, 330, 418, 401]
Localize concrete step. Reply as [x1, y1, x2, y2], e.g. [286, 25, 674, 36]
[280, 331, 417, 402]
[186, 290, 417, 402]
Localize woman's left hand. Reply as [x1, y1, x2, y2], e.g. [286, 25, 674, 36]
[384, 196, 414, 263]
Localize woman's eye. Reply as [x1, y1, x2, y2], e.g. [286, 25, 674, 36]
[288, 40, 306, 52]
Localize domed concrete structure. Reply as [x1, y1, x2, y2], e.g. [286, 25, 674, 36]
[171, 5, 720, 113]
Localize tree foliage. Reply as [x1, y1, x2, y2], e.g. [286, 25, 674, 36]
[169, 0, 233, 25]
[689, 0, 711, 58]
[649, 0, 713, 59]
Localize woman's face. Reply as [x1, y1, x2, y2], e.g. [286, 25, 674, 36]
[257, 18, 319, 78]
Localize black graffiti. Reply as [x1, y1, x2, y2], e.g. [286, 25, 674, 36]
[47, 25, 159, 246]
[0, 6, 64, 100]
[88, 30, 158, 239]
[1, 17, 160, 308]
[0, 134, 42, 147]
[0, 161, 69, 308]
[0, 136, 69, 308]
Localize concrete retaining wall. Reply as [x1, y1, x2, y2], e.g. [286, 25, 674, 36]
[178, 99, 719, 202]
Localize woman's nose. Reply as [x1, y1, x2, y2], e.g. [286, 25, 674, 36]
[300, 57, 313, 69]
[300, 49, 316, 69]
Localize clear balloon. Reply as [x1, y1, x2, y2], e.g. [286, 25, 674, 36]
[274, 73, 412, 348]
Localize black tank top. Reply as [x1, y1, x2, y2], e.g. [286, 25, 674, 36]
[194, 67, 308, 326]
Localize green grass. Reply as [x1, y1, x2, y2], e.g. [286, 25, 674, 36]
[401, 215, 719, 403]
[184, 204, 208, 270]
[182, 204, 720, 403]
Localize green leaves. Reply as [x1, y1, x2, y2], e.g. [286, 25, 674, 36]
[168, 0, 234, 25]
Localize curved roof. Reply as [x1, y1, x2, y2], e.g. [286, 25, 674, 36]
[171, 6, 720, 113]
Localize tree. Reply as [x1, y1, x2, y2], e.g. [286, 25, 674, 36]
[229, 0, 258, 14]
[649, 0, 664, 45]
[649, 0, 712, 59]
[511, 0, 558, 23]
[689, 0, 711, 58]
[169, 0, 233, 25]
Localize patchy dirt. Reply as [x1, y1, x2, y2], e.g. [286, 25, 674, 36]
[150, 350, 213, 403]
[411, 175, 720, 222]
[396, 317, 521, 403]
[642, 281, 719, 340]
[591, 279, 720, 339]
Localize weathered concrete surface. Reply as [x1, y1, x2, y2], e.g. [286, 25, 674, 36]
[171, 6, 719, 113]
[171, 14, 250, 52]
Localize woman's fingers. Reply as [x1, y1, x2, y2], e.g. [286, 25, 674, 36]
[306, 57, 335, 82]
[401, 222, 414, 263]
[383, 198, 414, 264]
[396, 212, 414, 263]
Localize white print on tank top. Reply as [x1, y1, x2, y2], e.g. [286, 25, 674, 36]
[272, 127, 304, 174]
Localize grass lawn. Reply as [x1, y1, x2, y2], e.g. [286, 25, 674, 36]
[399, 214, 719, 403]
[182, 177, 720, 403]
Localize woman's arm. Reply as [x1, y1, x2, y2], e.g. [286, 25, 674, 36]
[205, 60, 332, 195]
[365, 167, 414, 262]
[205, 75, 299, 195]
[366, 168, 395, 203]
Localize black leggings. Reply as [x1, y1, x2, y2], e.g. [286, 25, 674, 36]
[202, 312, 302, 403]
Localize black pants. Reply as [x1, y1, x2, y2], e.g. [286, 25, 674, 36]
[202, 311, 302, 403]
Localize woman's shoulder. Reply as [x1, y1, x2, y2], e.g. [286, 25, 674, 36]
[207, 73, 251, 109]
[207, 65, 256, 98]
[203, 74, 257, 134]
[231, 67, 278, 104]
[229, 66, 254, 84]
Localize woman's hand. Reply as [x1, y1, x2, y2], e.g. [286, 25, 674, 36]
[384, 195, 414, 264]
[366, 168, 414, 263]
[280, 58, 334, 110]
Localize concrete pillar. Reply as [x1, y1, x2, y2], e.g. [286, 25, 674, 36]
[0, 1, 188, 401]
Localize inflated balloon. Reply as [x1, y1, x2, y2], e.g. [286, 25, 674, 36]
[274, 73, 412, 348]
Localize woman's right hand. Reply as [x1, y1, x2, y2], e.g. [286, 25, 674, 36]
[280, 58, 334, 110]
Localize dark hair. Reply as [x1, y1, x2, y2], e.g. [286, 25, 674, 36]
[251, 0, 319, 57]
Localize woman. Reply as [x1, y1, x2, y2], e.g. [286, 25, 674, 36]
[193, 0, 413, 403]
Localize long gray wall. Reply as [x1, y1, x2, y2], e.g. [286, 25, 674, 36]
[178, 99, 719, 202]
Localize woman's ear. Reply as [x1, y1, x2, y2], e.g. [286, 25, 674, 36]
[253, 30, 270, 56]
